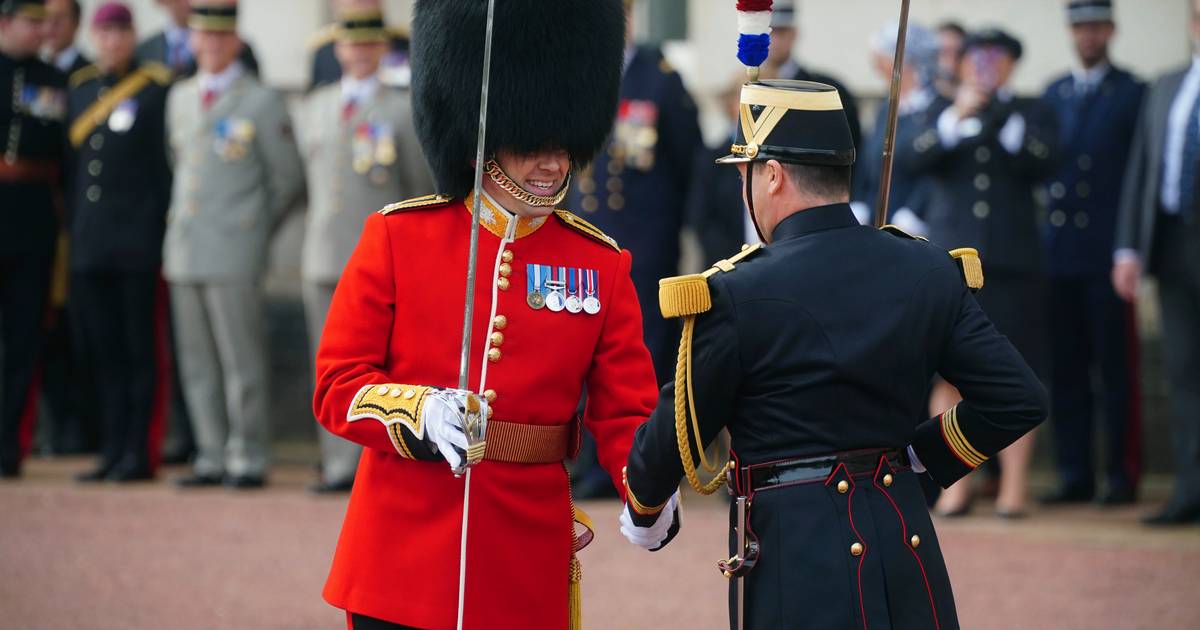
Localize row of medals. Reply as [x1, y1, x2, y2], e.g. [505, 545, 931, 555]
[528, 277, 601, 314]
[353, 123, 397, 186]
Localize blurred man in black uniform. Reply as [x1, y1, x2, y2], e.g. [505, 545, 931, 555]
[896, 29, 1059, 517]
[567, 0, 702, 499]
[307, 0, 410, 91]
[67, 2, 173, 482]
[0, 0, 67, 478]
[687, 77, 753, 263]
[42, 0, 88, 75]
[1040, 0, 1145, 506]
[934, 21, 966, 98]
[622, 80, 1047, 630]
[760, 1, 861, 152]
[136, 0, 259, 79]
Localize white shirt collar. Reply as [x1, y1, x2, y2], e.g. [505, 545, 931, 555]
[340, 75, 381, 104]
[1071, 61, 1111, 88]
[198, 61, 243, 95]
[51, 46, 79, 73]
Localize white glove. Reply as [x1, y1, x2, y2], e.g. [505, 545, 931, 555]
[422, 388, 488, 471]
[620, 490, 681, 551]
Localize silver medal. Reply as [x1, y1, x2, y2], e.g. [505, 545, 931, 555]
[566, 294, 583, 313]
[583, 296, 601, 315]
[545, 281, 566, 312]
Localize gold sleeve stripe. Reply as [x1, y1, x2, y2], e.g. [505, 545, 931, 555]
[388, 422, 416, 459]
[622, 466, 667, 516]
[941, 406, 987, 468]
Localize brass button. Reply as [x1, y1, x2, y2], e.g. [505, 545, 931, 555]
[910, 535, 921, 549]
[498, 262, 512, 277]
[1076, 182, 1091, 198]
[608, 193, 625, 211]
[972, 201, 990, 219]
[850, 542, 864, 557]
[1050, 209, 1067, 227]
[492, 315, 507, 330]
[606, 176, 623, 193]
[86, 185, 102, 203]
[581, 195, 599, 213]
[975, 146, 991, 163]
[836, 480, 849, 494]
[1050, 182, 1066, 199]
[389, 388, 402, 398]
[1074, 212, 1090, 229]
[883, 474, 893, 487]
[488, 348, 502, 363]
[88, 160, 102, 176]
[1078, 154, 1092, 171]
[486, 406, 494, 419]
[489, 331, 504, 347]
[501, 250, 514, 263]
[497, 276, 510, 291]
[483, 389, 497, 403]
[403, 389, 416, 399]
[375, 385, 390, 395]
[89, 134, 104, 150]
[973, 173, 991, 191]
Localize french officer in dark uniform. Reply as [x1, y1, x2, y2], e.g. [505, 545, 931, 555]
[1039, 0, 1145, 506]
[895, 28, 1059, 517]
[621, 80, 1048, 629]
[0, 0, 67, 478]
[66, 2, 173, 482]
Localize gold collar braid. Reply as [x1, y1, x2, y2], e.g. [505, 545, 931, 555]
[484, 159, 570, 207]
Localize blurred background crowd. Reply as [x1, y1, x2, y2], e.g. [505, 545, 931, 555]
[2, 0, 1199, 528]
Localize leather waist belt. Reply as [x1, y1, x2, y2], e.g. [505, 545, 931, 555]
[0, 159, 59, 184]
[746, 447, 909, 493]
[483, 420, 577, 464]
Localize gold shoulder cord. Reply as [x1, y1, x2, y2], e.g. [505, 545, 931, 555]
[659, 244, 761, 495]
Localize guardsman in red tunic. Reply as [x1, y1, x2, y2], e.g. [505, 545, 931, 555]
[311, 1, 654, 628]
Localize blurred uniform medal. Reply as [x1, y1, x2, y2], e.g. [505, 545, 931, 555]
[108, 99, 138, 133]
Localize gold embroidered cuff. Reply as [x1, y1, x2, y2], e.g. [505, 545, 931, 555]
[622, 466, 667, 516]
[347, 384, 431, 458]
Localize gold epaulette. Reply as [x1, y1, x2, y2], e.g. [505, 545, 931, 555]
[659, 243, 762, 319]
[140, 62, 174, 86]
[554, 210, 620, 251]
[68, 64, 101, 88]
[949, 247, 984, 291]
[378, 194, 454, 215]
[880, 224, 929, 242]
[307, 23, 338, 50]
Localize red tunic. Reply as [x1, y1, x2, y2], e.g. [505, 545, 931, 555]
[314, 192, 658, 629]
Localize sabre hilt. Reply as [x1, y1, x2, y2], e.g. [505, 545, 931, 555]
[452, 393, 488, 477]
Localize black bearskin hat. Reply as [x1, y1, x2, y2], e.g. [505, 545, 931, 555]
[411, 0, 626, 197]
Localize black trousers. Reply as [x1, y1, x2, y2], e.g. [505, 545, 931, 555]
[350, 613, 418, 629]
[1153, 214, 1200, 511]
[1047, 273, 1140, 493]
[0, 252, 53, 473]
[70, 271, 158, 471]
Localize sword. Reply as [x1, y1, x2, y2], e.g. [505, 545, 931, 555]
[733, 496, 747, 630]
[455, 0, 498, 628]
[874, 0, 913, 229]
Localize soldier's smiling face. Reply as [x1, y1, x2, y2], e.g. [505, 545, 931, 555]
[190, 29, 242, 74]
[484, 147, 570, 218]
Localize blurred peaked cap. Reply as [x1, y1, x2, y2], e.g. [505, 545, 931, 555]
[770, 0, 795, 29]
[189, 0, 238, 32]
[1067, 0, 1114, 24]
[964, 27, 1023, 60]
[1, 0, 47, 19]
[92, 2, 133, 28]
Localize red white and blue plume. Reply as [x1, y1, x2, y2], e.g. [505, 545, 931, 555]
[736, 0, 773, 81]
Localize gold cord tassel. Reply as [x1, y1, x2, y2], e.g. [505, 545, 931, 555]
[675, 315, 731, 495]
[568, 555, 583, 630]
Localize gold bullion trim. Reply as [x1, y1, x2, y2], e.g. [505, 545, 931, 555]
[740, 82, 844, 111]
[941, 406, 987, 468]
[555, 210, 620, 251]
[347, 384, 430, 458]
[949, 247, 984, 290]
[379, 194, 454, 215]
[622, 466, 667, 516]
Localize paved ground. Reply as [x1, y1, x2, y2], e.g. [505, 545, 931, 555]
[2, 456, 1198, 629]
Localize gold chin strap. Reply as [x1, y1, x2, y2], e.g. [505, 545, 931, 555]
[484, 159, 570, 207]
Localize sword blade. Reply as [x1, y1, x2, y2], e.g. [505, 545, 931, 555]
[874, 0, 913, 228]
[456, 1, 498, 629]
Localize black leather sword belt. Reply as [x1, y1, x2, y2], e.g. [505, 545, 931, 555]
[746, 447, 911, 493]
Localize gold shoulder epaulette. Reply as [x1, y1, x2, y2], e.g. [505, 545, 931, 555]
[307, 23, 337, 50]
[378, 194, 454, 215]
[881, 224, 929, 242]
[949, 248, 984, 291]
[68, 64, 101, 88]
[659, 243, 763, 319]
[554, 210, 620, 252]
[139, 62, 173, 86]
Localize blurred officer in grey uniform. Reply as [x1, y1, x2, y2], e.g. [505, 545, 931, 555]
[164, 0, 304, 489]
[307, 0, 410, 92]
[298, 1, 431, 494]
